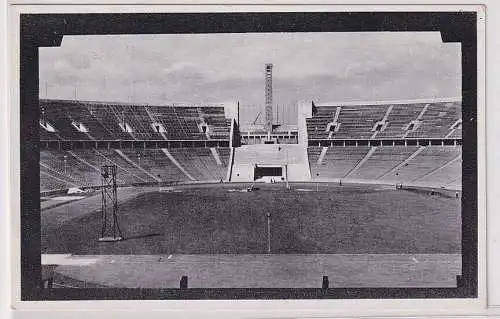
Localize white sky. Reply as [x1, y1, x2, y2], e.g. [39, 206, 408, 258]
[39, 32, 461, 125]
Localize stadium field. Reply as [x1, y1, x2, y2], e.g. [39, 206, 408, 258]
[42, 183, 461, 255]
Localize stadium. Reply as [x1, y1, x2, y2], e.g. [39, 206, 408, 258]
[38, 61, 462, 289]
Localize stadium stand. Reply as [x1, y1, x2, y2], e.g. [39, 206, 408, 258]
[168, 148, 227, 181]
[40, 171, 68, 191]
[119, 149, 188, 182]
[39, 100, 232, 141]
[417, 155, 461, 187]
[40, 101, 94, 140]
[375, 103, 426, 139]
[349, 146, 420, 180]
[217, 147, 231, 166]
[406, 101, 461, 138]
[69, 149, 145, 185]
[306, 100, 461, 140]
[40, 150, 99, 187]
[380, 146, 462, 183]
[40, 146, 232, 191]
[309, 146, 372, 180]
[333, 104, 388, 139]
[39, 98, 461, 192]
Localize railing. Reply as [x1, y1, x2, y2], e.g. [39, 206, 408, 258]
[308, 138, 462, 147]
[40, 139, 231, 150]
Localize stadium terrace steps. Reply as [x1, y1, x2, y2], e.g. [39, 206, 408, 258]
[306, 101, 461, 140]
[120, 149, 188, 182]
[380, 146, 462, 184]
[308, 146, 462, 189]
[70, 149, 142, 185]
[40, 150, 100, 187]
[378, 103, 426, 138]
[231, 144, 310, 182]
[416, 155, 462, 186]
[95, 149, 154, 182]
[348, 146, 420, 180]
[168, 148, 227, 181]
[115, 149, 162, 182]
[40, 170, 77, 191]
[309, 146, 371, 180]
[405, 102, 462, 138]
[39, 100, 232, 141]
[40, 147, 233, 191]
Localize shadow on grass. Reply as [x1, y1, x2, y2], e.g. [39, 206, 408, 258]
[122, 233, 163, 241]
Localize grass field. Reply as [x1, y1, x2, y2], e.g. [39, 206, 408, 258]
[42, 183, 461, 255]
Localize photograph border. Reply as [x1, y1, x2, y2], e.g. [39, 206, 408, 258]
[16, 10, 478, 301]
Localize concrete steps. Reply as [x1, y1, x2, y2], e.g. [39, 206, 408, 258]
[231, 144, 311, 182]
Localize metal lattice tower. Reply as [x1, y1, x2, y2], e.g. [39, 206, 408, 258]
[98, 165, 123, 242]
[265, 63, 273, 133]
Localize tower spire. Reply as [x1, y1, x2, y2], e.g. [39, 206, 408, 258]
[265, 63, 273, 134]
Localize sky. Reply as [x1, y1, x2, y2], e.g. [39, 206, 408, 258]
[39, 32, 461, 125]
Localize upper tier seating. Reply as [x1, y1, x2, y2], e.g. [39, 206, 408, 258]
[376, 104, 426, 139]
[333, 104, 388, 139]
[306, 101, 461, 140]
[406, 102, 461, 138]
[39, 100, 231, 141]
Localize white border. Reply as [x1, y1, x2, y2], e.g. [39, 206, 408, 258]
[3, 2, 490, 318]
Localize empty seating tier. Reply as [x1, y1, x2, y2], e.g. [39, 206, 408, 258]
[40, 147, 231, 192]
[376, 104, 425, 139]
[119, 149, 187, 182]
[39, 100, 232, 141]
[168, 148, 227, 181]
[405, 101, 461, 138]
[380, 146, 461, 184]
[307, 100, 461, 140]
[309, 146, 371, 179]
[308, 146, 461, 188]
[349, 146, 419, 180]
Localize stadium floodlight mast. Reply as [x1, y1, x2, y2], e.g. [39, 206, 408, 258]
[266, 211, 271, 253]
[98, 165, 123, 242]
[285, 148, 290, 189]
[63, 155, 67, 174]
[63, 155, 68, 188]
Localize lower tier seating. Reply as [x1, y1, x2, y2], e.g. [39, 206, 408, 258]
[308, 146, 461, 188]
[40, 147, 231, 192]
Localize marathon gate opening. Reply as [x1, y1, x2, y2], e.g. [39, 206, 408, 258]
[254, 165, 286, 182]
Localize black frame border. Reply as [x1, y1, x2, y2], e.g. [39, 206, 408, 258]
[19, 12, 477, 300]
